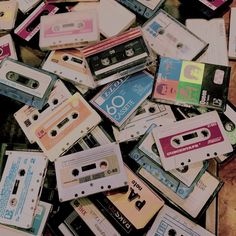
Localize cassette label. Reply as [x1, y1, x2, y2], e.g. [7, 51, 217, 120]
[33, 92, 101, 161]
[229, 8, 236, 59]
[0, 34, 17, 62]
[42, 49, 95, 88]
[112, 100, 176, 142]
[147, 205, 214, 236]
[55, 143, 128, 201]
[106, 166, 164, 230]
[14, 2, 59, 42]
[118, 0, 164, 19]
[0, 58, 57, 109]
[82, 27, 151, 86]
[0, 151, 48, 228]
[91, 71, 154, 128]
[153, 111, 233, 170]
[142, 10, 208, 60]
[39, 10, 99, 50]
[14, 80, 71, 144]
[153, 57, 231, 111]
[71, 198, 120, 236]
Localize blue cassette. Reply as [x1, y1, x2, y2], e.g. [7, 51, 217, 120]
[0, 58, 57, 109]
[90, 70, 154, 129]
[117, 0, 165, 19]
[129, 124, 209, 199]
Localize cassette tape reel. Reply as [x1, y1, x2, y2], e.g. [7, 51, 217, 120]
[14, 80, 72, 144]
[153, 111, 233, 171]
[0, 151, 48, 229]
[14, 2, 59, 42]
[142, 10, 208, 60]
[42, 49, 95, 88]
[33, 92, 101, 161]
[0, 0, 18, 31]
[55, 143, 128, 201]
[0, 58, 57, 109]
[0, 34, 17, 62]
[147, 205, 214, 236]
[39, 10, 99, 50]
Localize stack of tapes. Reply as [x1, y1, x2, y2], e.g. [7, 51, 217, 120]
[0, 0, 235, 235]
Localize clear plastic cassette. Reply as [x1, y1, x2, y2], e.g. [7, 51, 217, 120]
[0, 58, 58, 109]
[142, 9, 208, 60]
[55, 143, 128, 201]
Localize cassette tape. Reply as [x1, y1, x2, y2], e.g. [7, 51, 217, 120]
[153, 111, 233, 171]
[71, 198, 120, 236]
[180, 0, 233, 19]
[39, 10, 99, 51]
[0, 34, 17, 62]
[90, 71, 154, 129]
[93, 165, 164, 234]
[17, 0, 41, 14]
[0, 0, 18, 31]
[32, 92, 101, 161]
[0, 201, 52, 236]
[142, 10, 208, 60]
[152, 56, 231, 111]
[42, 49, 95, 88]
[229, 8, 236, 60]
[82, 27, 152, 86]
[129, 126, 208, 198]
[186, 18, 228, 66]
[14, 2, 59, 42]
[14, 80, 72, 144]
[47, 202, 95, 236]
[0, 151, 48, 228]
[0, 58, 58, 110]
[138, 166, 223, 219]
[55, 143, 128, 201]
[112, 100, 176, 142]
[135, 124, 209, 187]
[147, 205, 214, 236]
[117, 0, 164, 19]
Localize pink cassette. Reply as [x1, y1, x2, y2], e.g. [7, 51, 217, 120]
[0, 34, 17, 62]
[14, 2, 59, 41]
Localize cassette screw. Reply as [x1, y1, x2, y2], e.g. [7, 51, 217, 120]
[168, 229, 177, 236]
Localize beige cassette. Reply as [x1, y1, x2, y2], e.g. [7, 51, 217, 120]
[33, 92, 101, 161]
[0, 151, 48, 229]
[14, 80, 72, 144]
[55, 143, 128, 201]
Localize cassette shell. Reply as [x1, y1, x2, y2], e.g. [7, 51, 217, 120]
[55, 143, 128, 201]
[0, 58, 58, 110]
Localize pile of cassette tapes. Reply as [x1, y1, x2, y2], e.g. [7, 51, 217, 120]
[0, 0, 236, 235]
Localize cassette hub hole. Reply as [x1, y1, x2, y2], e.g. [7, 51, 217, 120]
[0, 48, 3, 56]
[159, 29, 165, 35]
[53, 99, 58, 105]
[72, 169, 79, 177]
[168, 229, 177, 236]
[201, 130, 209, 138]
[51, 130, 57, 137]
[63, 55, 69, 61]
[19, 169, 25, 176]
[148, 107, 156, 113]
[72, 112, 78, 119]
[32, 82, 39, 89]
[0, 12, 4, 17]
[81, 191, 85, 194]
[100, 161, 108, 170]
[33, 114, 38, 121]
[173, 138, 181, 145]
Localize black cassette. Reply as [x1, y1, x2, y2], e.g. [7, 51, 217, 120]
[179, 0, 233, 19]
